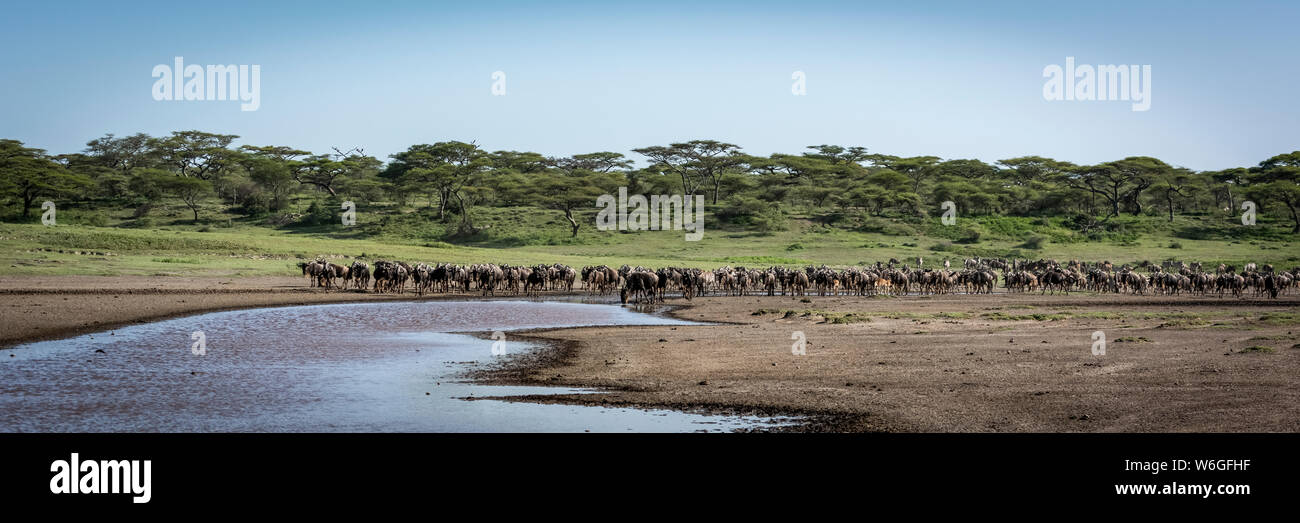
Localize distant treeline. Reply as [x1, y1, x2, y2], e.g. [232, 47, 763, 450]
[1, 131, 1297, 234]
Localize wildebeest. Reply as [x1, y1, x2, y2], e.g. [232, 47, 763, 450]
[294, 256, 1290, 302]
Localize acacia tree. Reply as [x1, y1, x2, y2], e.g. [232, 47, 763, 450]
[1110, 156, 1168, 215]
[1208, 168, 1249, 212]
[1251, 181, 1300, 233]
[388, 141, 490, 233]
[1058, 157, 1168, 218]
[996, 156, 1076, 186]
[289, 147, 379, 198]
[1252, 152, 1300, 232]
[154, 130, 239, 180]
[1061, 164, 1125, 218]
[935, 159, 999, 180]
[1155, 169, 1194, 222]
[291, 155, 349, 196]
[867, 154, 940, 193]
[546, 151, 632, 175]
[534, 174, 613, 237]
[540, 153, 629, 236]
[0, 140, 91, 218]
[84, 133, 158, 173]
[803, 145, 870, 165]
[157, 175, 212, 222]
[489, 150, 549, 174]
[633, 140, 744, 204]
[240, 145, 311, 163]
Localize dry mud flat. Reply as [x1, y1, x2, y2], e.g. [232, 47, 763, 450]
[478, 293, 1300, 432]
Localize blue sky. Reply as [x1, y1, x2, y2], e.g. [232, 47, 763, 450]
[1, 0, 1295, 170]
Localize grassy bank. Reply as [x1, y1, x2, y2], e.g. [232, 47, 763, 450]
[1, 200, 1295, 277]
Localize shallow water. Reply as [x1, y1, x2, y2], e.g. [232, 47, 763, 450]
[0, 300, 791, 432]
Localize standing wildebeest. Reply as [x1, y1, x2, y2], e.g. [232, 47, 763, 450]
[620, 270, 659, 305]
[323, 262, 349, 290]
[349, 261, 371, 291]
[298, 260, 326, 287]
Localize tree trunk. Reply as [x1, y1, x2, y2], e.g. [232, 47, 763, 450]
[564, 207, 579, 237]
[454, 191, 474, 233]
[22, 190, 35, 218]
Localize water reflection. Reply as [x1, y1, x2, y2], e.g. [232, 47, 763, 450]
[0, 301, 793, 432]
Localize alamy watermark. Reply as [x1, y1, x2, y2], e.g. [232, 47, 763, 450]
[49, 453, 151, 504]
[791, 71, 806, 96]
[41, 201, 56, 225]
[1043, 57, 1150, 112]
[490, 331, 507, 356]
[492, 71, 506, 96]
[341, 201, 356, 226]
[940, 200, 956, 226]
[1091, 330, 1106, 356]
[596, 187, 705, 241]
[152, 56, 260, 111]
[1241, 201, 1256, 226]
[190, 330, 206, 356]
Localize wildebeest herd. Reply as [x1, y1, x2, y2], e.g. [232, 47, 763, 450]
[297, 256, 1299, 304]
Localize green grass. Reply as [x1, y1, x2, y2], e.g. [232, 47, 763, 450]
[1, 198, 1295, 277]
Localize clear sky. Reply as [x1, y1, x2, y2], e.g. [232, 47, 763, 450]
[1, 0, 1295, 170]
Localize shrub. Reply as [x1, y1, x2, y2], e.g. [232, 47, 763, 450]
[82, 212, 110, 227]
[299, 199, 339, 226]
[1020, 235, 1046, 249]
[956, 228, 981, 244]
[715, 196, 786, 232]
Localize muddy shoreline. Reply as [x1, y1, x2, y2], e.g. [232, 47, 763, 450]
[2, 275, 1297, 433]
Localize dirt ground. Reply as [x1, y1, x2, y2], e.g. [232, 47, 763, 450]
[477, 293, 1300, 432]
[0, 275, 419, 347]
[2, 275, 1297, 432]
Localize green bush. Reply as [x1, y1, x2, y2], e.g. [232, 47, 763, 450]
[82, 212, 110, 227]
[299, 199, 339, 226]
[956, 228, 981, 244]
[715, 196, 786, 232]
